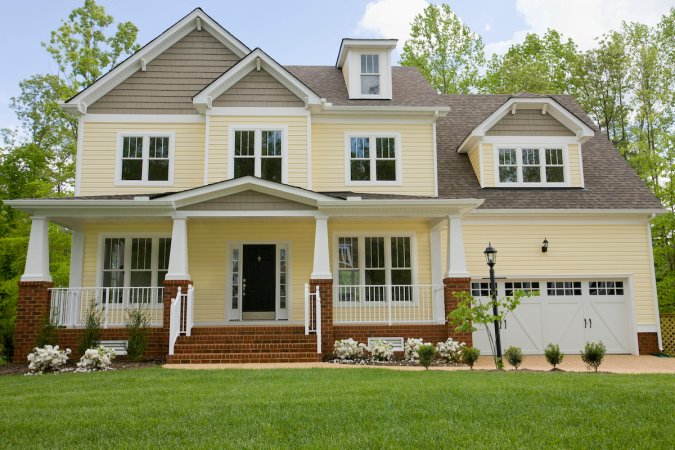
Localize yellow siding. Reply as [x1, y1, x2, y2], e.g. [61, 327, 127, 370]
[80, 122, 205, 195]
[568, 144, 582, 186]
[80, 221, 172, 287]
[467, 144, 482, 186]
[482, 144, 494, 187]
[312, 122, 436, 195]
[451, 221, 657, 325]
[207, 115, 308, 187]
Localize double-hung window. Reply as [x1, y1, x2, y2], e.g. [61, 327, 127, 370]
[118, 134, 173, 184]
[360, 54, 380, 95]
[347, 134, 400, 183]
[101, 236, 171, 303]
[231, 127, 285, 183]
[337, 235, 414, 302]
[497, 146, 566, 186]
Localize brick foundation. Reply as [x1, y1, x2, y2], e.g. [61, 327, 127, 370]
[443, 277, 473, 345]
[54, 328, 167, 360]
[13, 281, 53, 362]
[637, 332, 660, 355]
[333, 325, 449, 348]
[310, 279, 334, 354]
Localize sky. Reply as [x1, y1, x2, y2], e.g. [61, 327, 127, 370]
[0, 0, 673, 130]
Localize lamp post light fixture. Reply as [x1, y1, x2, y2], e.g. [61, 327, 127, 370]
[542, 238, 549, 253]
[484, 242, 503, 368]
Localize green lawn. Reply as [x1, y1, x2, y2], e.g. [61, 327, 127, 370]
[0, 368, 673, 449]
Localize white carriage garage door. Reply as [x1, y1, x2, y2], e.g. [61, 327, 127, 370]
[471, 280, 633, 355]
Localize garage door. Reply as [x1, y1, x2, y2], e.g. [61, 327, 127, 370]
[471, 280, 632, 355]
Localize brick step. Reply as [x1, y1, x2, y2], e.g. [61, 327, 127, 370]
[189, 326, 307, 336]
[173, 342, 318, 353]
[166, 352, 322, 364]
[176, 335, 317, 344]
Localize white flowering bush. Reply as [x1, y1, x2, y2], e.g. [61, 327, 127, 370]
[27, 345, 71, 373]
[334, 338, 368, 360]
[77, 346, 116, 371]
[368, 340, 394, 361]
[404, 338, 426, 361]
[436, 338, 466, 364]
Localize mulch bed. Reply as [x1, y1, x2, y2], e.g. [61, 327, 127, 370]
[0, 359, 164, 376]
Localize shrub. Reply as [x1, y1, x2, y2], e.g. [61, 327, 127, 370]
[36, 316, 59, 348]
[77, 346, 116, 371]
[461, 346, 480, 369]
[27, 345, 71, 373]
[404, 338, 426, 361]
[77, 300, 102, 356]
[581, 341, 606, 372]
[544, 343, 564, 369]
[418, 344, 436, 369]
[368, 340, 394, 361]
[436, 338, 465, 364]
[333, 338, 367, 360]
[504, 346, 524, 370]
[125, 307, 151, 361]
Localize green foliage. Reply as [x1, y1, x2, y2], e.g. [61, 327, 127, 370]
[504, 346, 524, 370]
[544, 344, 564, 369]
[461, 346, 480, 369]
[77, 300, 101, 355]
[125, 307, 151, 361]
[35, 316, 59, 348]
[417, 343, 436, 369]
[581, 341, 607, 372]
[400, 3, 485, 94]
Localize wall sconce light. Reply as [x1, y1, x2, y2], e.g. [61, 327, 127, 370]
[542, 238, 549, 253]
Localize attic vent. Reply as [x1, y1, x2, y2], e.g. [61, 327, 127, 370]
[368, 337, 404, 351]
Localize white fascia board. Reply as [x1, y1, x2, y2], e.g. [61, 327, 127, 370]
[193, 49, 321, 110]
[84, 114, 205, 123]
[468, 208, 666, 216]
[64, 9, 250, 113]
[458, 97, 595, 153]
[336, 39, 398, 68]
[317, 198, 484, 217]
[316, 104, 451, 116]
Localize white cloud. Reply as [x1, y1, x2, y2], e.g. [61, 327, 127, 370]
[485, 23, 492, 32]
[356, 0, 429, 50]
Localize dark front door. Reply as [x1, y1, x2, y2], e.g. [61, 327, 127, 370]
[242, 245, 276, 315]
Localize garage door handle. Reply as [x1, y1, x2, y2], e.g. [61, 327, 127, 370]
[589, 318, 592, 328]
[584, 318, 587, 328]
[504, 320, 507, 329]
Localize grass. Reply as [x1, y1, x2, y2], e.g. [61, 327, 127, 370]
[0, 368, 673, 449]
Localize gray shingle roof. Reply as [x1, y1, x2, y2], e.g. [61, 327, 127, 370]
[436, 94, 663, 210]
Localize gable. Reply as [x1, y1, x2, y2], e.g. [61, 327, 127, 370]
[212, 68, 304, 107]
[89, 30, 240, 114]
[486, 109, 574, 137]
[177, 190, 314, 211]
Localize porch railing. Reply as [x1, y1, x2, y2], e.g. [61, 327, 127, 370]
[169, 285, 194, 356]
[304, 284, 322, 354]
[49, 287, 164, 328]
[333, 284, 441, 325]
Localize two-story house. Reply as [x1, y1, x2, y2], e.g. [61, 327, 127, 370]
[8, 8, 664, 363]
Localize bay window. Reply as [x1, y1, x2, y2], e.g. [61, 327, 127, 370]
[497, 146, 567, 186]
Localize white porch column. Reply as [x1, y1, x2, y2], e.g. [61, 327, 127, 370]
[430, 225, 445, 322]
[445, 216, 469, 278]
[21, 216, 52, 282]
[165, 217, 191, 280]
[68, 230, 84, 288]
[311, 214, 332, 280]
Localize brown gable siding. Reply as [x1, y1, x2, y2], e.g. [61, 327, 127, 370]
[487, 108, 574, 136]
[88, 30, 240, 114]
[212, 69, 304, 107]
[178, 190, 314, 211]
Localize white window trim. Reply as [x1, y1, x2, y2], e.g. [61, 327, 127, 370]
[332, 233, 418, 304]
[226, 241, 292, 322]
[360, 54, 381, 96]
[227, 125, 288, 183]
[344, 49, 392, 100]
[344, 132, 403, 186]
[115, 132, 175, 186]
[493, 143, 570, 187]
[95, 233, 172, 289]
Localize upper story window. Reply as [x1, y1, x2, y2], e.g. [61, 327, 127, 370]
[230, 128, 286, 183]
[346, 133, 401, 185]
[497, 146, 566, 186]
[117, 134, 174, 185]
[360, 54, 380, 95]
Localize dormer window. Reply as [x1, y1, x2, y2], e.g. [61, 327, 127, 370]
[360, 54, 380, 95]
[497, 146, 567, 186]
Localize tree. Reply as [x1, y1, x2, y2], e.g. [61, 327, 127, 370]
[400, 3, 485, 94]
[482, 29, 579, 94]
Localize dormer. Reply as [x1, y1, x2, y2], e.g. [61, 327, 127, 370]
[336, 39, 397, 100]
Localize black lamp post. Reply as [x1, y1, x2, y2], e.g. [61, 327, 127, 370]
[484, 243, 503, 367]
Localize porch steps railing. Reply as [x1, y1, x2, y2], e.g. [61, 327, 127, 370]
[304, 284, 321, 354]
[169, 285, 194, 356]
[49, 287, 164, 328]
